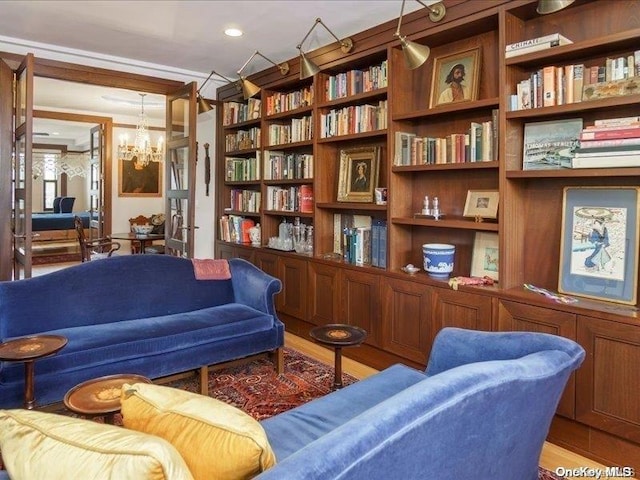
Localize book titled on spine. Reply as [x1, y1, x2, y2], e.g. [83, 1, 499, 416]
[571, 152, 640, 169]
[505, 36, 572, 58]
[580, 126, 640, 140]
[506, 33, 572, 52]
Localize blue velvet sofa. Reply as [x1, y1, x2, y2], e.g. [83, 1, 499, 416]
[256, 328, 585, 480]
[0, 255, 284, 408]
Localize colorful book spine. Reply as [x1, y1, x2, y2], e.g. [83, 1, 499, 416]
[580, 127, 640, 140]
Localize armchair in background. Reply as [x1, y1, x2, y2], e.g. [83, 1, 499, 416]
[74, 215, 121, 262]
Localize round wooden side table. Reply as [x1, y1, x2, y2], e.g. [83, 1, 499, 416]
[0, 334, 68, 409]
[309, 324, 367, 390]
[64, 373, 152, 424]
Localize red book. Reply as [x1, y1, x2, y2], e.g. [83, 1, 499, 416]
[240, 219, 255, 244]
[581, 127, 640, 140]
[299, 185, 314, 213]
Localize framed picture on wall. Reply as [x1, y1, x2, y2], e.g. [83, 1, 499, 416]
[118, 157, 162, 197]
[429, 47, 481, 108]
[559, 186, 640, 305]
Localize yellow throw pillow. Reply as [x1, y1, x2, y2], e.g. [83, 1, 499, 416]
[121, 383, 276, 480]
[0, 409, 193, 480]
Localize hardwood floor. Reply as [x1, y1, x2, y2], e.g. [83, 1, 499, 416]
[286, 332, 636, 480]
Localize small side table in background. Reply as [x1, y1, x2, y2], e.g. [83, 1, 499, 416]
[309, 324, 367, 390]
[64, 373, 152, 424]
[0, 334, 68, 409]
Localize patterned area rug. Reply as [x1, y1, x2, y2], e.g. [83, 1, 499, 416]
[0, 348, 565, 478]
[32, 253, 81, 265]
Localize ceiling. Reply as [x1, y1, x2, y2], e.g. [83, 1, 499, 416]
[0, 0, 428, 141]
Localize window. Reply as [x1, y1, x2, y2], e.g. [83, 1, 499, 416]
[43, 154, 58, 211]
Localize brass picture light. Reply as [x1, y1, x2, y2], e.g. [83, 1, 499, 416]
[237, 50, 290, 99]
[394, 0, 446, 70]
[297, 17, 355, 80]
[536, 0, 575, 14]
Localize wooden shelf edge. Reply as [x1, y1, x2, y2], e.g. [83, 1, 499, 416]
[265, 105, 313, 120]
[392, 217, 499, 231]
[392, 97, 500, 121]
[393, 161, 499, 172]
[317, 130, 387, 143]
[318, 87, 388, 109]
[222, 118, 261, 130]
[506, 94, 640, 119]
[265, 139, 313, 150]
[316, 202, 387, 211]
[506, 167, 640, 179]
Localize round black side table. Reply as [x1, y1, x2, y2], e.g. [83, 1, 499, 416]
[309, 324, 367, 389]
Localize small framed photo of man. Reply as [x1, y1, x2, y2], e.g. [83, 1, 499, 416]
[429, 47, 481, 108]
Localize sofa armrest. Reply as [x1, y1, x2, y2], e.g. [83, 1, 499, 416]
[425, 327, 585, 376]
[228, 258, 282, 316]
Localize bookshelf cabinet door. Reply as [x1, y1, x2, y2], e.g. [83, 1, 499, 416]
[380, 277, 432, 365]
[278, 256, 308, 321]
[497, 300, 577, 419]
[432, 287, 493, 334]
[576, 315, 640, 444]
[216, 243, 236, 260]
[308, 262, 340, 327]
[340, 269, 381, 348]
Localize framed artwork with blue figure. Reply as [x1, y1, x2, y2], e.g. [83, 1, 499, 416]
[559, 187, 640, 305]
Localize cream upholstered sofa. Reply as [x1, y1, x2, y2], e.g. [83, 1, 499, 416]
[0, 328, 585, 480]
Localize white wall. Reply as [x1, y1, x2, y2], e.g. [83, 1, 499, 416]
[194, 108, 217, 259]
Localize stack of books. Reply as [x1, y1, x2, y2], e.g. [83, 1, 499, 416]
[572, 116, 640, 168]
[505, 33, 573, 59]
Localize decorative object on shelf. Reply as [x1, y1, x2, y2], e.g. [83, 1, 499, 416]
[522, 118, 583, 170]
[448, 275, 495, 291]
[422, 243, 455, 279]
[117, 94, 164, 167]
[559, 186, 640, 305]
[430, 47, 481, 108]
[582, 77, 640, 102]
[374, 187, 388, 205]
[401, 264, 420, 275]
[536, 0, 575, 15]
[248, 223, 261, 246]
[471, 232, 499, 281]
[393, 0, 446, 70]
[524, 284, 578, 304]
[337, 146, 381, 203]
[463, 190, 499, 220]
[237, 50, 290, 99]
[297, 18, 354, 80]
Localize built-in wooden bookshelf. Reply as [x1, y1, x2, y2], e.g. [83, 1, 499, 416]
[215, 0, 640, 471]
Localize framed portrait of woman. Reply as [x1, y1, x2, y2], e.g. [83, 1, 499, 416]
[429, 47, 481, 108]
[337, 146, 380, 203]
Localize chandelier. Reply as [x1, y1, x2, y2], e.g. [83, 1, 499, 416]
[117, 93, 164, 166]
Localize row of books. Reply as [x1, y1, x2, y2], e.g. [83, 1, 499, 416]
[265, 87, 313, 116]
[265, 184, 313, 213]
[229, 189, 261, 213]
[505, 32, 573, 58]
[512, 51, 640, 110]
[324, 60, 388, 101]
[572, 116, 640, 169]
[319, 100, 388, 138]
[267, 115, 313, 146]
[263, 151, 313, 181]
[225, 154, 261, 182]
[394, 117, 497, 166]
[331, 214, 384, 268]
[222, 99, 261, 126]
[218, 215, 255, 244]
[225, 127, 261, 152]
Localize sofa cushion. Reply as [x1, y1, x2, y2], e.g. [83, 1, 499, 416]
[0, 409, 193, 480]
[121, 382, 276, 480]
[260, 363, 427, 460]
